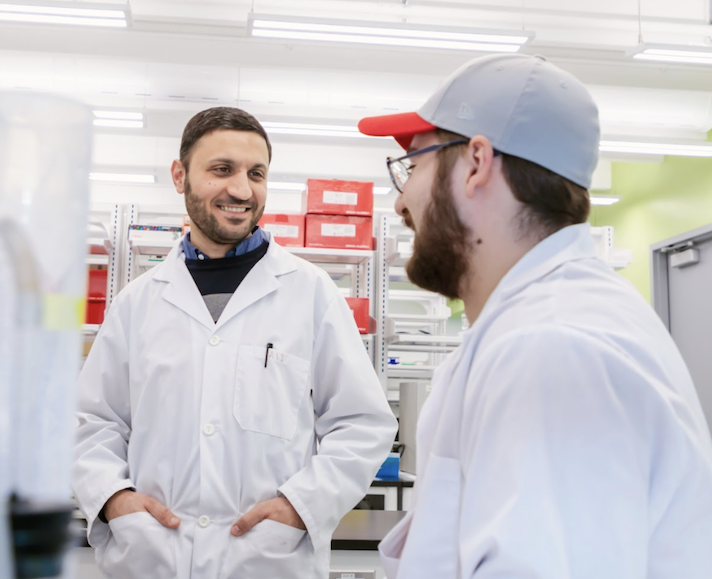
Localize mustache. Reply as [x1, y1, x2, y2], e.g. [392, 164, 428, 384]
[402, 208, 415, 231]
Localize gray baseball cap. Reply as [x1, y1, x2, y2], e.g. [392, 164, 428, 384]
[358, 54, 600, 189]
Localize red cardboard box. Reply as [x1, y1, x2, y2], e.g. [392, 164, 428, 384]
[306, 179, 374, 217]
[259, 214, 305, 247]
[305, 215, 373, 250]
[345, 297, 370, 334]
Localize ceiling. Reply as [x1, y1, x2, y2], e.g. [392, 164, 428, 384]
[0, 0, 711, 190]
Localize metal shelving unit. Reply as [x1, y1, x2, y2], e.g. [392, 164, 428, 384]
[86, 203, 121, 304]
[375, 212, 458, 388]
[287, 247, 374, 265]
[123, 204, 186, 285]
[81, 324, 101, 336]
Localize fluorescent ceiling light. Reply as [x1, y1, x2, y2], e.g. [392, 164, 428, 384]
[93, 110, 144, 128]
[90, 173, 155, 184]
[262, 121, 370, 139]
[0, 1, 129, 28]
[94, 110, 143, 121]
[374, 186, 392, 195]
[599, 140, 712, 157]
[630, 43, 712, 66]
[590, 196, 620, 206]
[248, 14, 532, 53]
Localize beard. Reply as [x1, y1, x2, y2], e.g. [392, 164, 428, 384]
[184, 176, 265, 246]
[405, 156, 472, 300]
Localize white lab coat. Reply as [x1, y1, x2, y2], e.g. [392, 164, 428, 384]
[380, 223, 712, 579]
[73, 234, 397, 579]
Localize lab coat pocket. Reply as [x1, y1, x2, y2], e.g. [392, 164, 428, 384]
[395, 454, 461, 579]
[219, 519, 312, 579]
[379, 510, 414, 579]
[100, 512, 176, 579]
[234, 345, 310, 439]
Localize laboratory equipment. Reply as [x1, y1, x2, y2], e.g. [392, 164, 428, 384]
[0, 91, 93, 578]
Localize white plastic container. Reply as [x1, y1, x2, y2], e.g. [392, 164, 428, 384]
[0, 91, 92, 578]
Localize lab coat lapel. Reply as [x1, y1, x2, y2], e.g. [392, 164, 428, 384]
[154, 244, 215, 331]
[214, 239, 298, 331]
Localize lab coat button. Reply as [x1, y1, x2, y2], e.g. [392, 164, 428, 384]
[209, 336, 220, 346]
[203, 423, 215, 436]
[198, 515, 210, 528]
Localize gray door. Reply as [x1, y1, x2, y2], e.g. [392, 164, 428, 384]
[654, 228, 712, 435]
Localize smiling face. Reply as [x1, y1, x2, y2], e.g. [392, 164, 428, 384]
[172, 128, 270, 255]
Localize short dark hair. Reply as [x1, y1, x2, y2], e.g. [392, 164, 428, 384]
[436, 129, 590, 238]
[179, 107, 272, 170]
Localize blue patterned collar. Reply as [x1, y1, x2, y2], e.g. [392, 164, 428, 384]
[181, 227, 268, 260]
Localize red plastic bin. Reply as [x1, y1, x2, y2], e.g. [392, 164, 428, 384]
[86, 269, 108, 324]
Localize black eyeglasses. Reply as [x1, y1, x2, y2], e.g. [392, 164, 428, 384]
[386, 139, 500, 193]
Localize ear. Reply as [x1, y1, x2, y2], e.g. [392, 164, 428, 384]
[171, 159, 187, 195]
[464, 136, 497, 199]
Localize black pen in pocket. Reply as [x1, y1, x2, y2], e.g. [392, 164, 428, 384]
[264, 343, 273, 368]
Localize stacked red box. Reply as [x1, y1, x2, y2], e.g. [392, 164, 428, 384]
[345, 297, 370, 334]
[305, 215, 372, 250]
[85, 269, 107, 325]
[305, 179, 374, 250]
[306, 179, 374, 217]
[259, 214, 305, 247]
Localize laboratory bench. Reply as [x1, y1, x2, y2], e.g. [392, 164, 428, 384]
[365, 474, 415, 511]
[332, 510, 407, 550]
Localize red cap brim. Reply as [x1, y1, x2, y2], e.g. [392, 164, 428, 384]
[358, 112, 437, 150]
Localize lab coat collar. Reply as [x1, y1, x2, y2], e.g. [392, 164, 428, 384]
[152, 232, 299, 331]
[477, 223, 597, 320]
[213, 233, 298, 330]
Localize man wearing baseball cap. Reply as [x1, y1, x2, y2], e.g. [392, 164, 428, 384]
[359, 54, 712, 578]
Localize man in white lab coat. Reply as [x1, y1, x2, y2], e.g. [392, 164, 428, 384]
[73, 107, 398, 579]
[359, 54, 712, 578]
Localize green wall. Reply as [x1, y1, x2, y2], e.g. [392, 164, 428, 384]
[591, 143, 712, 302]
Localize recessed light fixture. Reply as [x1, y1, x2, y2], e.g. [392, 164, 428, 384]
[89, 173, 155, 184]
[0, 1, 130, 28]
[590, 196, 620, 206]
[629, 43, 712, 66]
[599, 140, 712, 157]
[248, 14, 533, 53]
[93, 110, 144, 129]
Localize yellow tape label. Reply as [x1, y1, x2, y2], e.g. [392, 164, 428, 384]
[43, 294, 86, 330]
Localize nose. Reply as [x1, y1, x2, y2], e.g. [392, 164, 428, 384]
[394, 192, 406, 216]
[226, 171, 253, 201]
